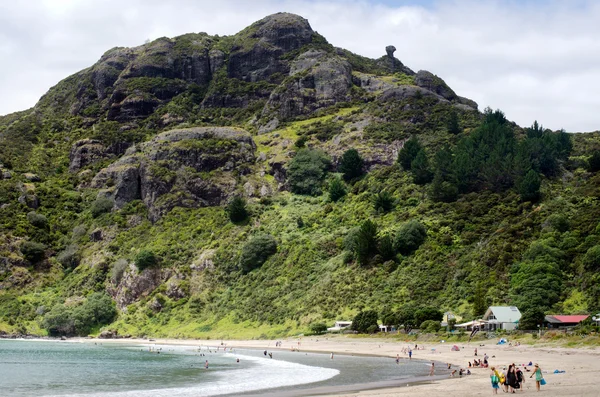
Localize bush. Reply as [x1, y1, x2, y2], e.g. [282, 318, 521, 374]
[287, 149, 331, 195]
[240, 234, 278, 273]
[43, 293, 117, 336]
[339, 149, 364, 181]
[545, 214, 569, 233]
[328, 177, 347, 202]
[310, 322, 327, 334]
[372, 191, 394, 213]
[57, 245, 81, 269]
[351, 310, 378, 333]
[226, 196, 248, 223]
[135, 250, 158, 271]
[27, 212, 48, 228]
[20, 241, 46, 263]
[91, 197, 114, 218]
[394, 220, 427, 255]
[111, 259, 129, 285]
[420, 319, 441, 333]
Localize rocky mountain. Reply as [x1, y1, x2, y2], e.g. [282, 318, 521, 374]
[0, 13, 599, 339]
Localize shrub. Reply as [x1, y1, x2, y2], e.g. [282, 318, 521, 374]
[310, 322, 327, 334]
[545, 214, 569, 233]
[226, 196, 248, 223]
[43, 304, 75, 336]
[420, 319, 441, 333]
[372, 191, 394, 213]
[135, 250, 158, 271]
[240, 234, 278, 273]
[328, 177, 347, 202]
[287, 149, 331, 195]
[91, 197, 114, 217]
[398, 137, 422, 170]
[351, 310, 379, 333]
[111, 259, 129, 285]
[27, 212, 48, 228]
[339, 149, 364, 181]
[20, 241, 46, 263]
[394, 220, 427, 255]
[57, 245, 81, 269]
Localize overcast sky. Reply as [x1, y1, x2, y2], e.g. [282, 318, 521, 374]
[1, 0, 599, 132]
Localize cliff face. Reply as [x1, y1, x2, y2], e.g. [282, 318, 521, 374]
[2, 12, 597, 340]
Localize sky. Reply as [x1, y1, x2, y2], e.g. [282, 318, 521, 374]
[1, 0, 599, 132]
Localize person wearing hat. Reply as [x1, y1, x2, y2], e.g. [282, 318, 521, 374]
[530, 363, 544, 391]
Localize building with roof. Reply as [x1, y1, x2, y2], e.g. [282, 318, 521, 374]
[482, 306, 521, 331]
[327, 320, 352, 332]
[544, 315, 589, 329]
[455, 306, 522, 331]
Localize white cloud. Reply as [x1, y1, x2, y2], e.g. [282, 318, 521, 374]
[1, 0, 599, 131]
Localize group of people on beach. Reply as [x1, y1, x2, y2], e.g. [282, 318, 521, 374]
[490, 363, 544, 393]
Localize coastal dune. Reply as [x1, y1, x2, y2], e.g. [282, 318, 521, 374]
[95, 336, 600, 396]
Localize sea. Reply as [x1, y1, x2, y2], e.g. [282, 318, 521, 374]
[0, 339, 447, 396]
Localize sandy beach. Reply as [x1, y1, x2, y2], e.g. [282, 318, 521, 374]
[87, 335, 600, 396]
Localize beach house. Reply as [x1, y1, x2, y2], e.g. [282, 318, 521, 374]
[327, 320, 352, 332]
[544, 315, 589, 329]
[482, 306, 521, 331]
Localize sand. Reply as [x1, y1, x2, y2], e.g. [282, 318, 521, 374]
[88, 335, 600, 396]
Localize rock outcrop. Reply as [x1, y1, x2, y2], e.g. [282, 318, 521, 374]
[91, 127, 256, 221]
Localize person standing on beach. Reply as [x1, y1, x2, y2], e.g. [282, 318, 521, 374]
[409, 349, 412, 360]
[490, 366, 500, 394]
[530, 363, 544, 392]
[429, 362, 435, 376]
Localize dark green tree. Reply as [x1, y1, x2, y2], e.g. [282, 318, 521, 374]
[430, 173, 458, 202]
[378, 234, 395, 261]
[328, 177, 347, 202]
[588, 151, 600, 172]
[20, 241, 46, 263]
[310, 322, 327, 334]
[356, 220, 378, 266]
[397, 137, 422, 170]
[135, 250, 158, 270]
[519, 169, 541, 202]
[583, 245, 600, 271]
[240, 234, 278, 273]
[472, 283, 487, 318]
[339, 148, 364, 181]
[226, 196, 248, 223]
[411, 149, 433, 185]
[351, 310, 379, 333]
[518, 307, 545, 330]
[447, 110, 461, 134]
[287, 149, 331, 195]
[394, 220, 427, 255]
[414, 307, 443, 325]
[372, 191, 395, 213]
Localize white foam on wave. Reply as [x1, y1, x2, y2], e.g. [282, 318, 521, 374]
[44, 352, 340, 397]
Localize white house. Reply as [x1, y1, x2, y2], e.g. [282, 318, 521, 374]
[456, 306, 522, 331]
[482, 306, 521, 331]
[327, 321, 352, 332]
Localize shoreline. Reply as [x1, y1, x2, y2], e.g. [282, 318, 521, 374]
[4, 335, 600, 396]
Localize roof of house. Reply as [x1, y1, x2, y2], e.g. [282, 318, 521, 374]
[484, 306, 522, 323]
[545, 315, 589, 324]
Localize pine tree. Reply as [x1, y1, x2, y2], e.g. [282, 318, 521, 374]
[356, 220, 378, 266]
[588, 151, 600, 172]
[398, 137, 422, 170]
[519, 169, 541, 202]
[411, 149, 433, 185]
[430, 172, 458, 202]
[472, 283, 487, 318]
[447, 110, 461, 134]
[339, 148, 364, 181]
[328, 177, 347, 202]
[226, 196, 248, 223]
[378, 234, 395, 261]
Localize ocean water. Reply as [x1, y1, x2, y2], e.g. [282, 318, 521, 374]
[0, 340, 445, 396]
